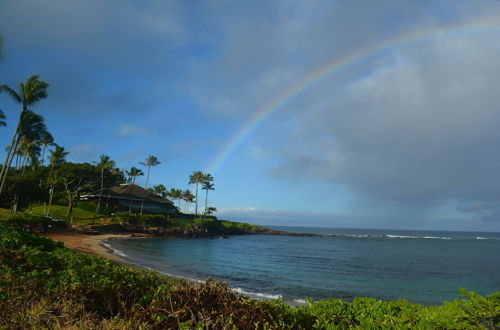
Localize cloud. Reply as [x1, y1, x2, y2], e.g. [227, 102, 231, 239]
[117, 124, 153, 137]
[68, 143, 102, 162]
[265, 27, 500, 223]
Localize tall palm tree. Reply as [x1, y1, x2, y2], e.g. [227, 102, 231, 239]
[47, 145, 68, 183]
[150, 184, 167, 198]
[0, 74, 49, 196]
[202, 181, 214, 216]
[40, 132, 54, 166]
[182, 189, 195, 214]
[125, 166, 143, 214]
[94, 155, 115, 217]
[168, 188, 183, 211]
[139, 155, 160, 188]
[126, 166, 143, 185]
[188, 171, 205, 216]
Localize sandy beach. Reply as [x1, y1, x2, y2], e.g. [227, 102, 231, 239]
[43, 232, 136, 265]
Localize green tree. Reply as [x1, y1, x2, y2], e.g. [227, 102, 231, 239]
[94, 155, 115, 218]
[0, 74, 49, 196]
[188, 171, 204, 216]
[167, 188, 183, 211]
[47, 145, 68, 184]
[40, 132, 54, 165]
[150, 184, 167, 198]
[126, 167, 143, 185]
[206, 206, 217, 216]
[139, 155, 160, 188]
[202, 179, 214, 215]
[182, 189, 195, 214]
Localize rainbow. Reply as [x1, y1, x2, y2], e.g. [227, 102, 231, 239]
[206, 19, 500, 174]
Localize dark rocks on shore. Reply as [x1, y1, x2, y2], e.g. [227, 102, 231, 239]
[88, 223, 320, 238]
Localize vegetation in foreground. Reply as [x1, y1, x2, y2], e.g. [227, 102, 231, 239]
[0, 225, 498, 329]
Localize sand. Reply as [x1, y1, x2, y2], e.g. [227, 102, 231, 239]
[43, 232, 135, 265]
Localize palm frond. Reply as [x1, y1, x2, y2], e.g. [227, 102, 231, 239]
[0, 85, 22, 103]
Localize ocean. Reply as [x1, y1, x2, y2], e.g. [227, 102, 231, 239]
[104, 226, 500, 305]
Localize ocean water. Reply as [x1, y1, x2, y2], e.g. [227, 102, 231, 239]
[105, 226, 500, 305]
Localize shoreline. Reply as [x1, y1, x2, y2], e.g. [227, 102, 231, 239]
[42, 232, 139, 265]
[42, 231, 305, 304]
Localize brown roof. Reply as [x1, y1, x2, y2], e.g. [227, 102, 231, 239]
[82, 184, 174, 205]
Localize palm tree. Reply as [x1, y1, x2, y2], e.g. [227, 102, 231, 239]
[125, 167, 143, 214]
[188, 171, 205, 216]
[0, 74, 49, 196]
[182, 189, 195, 214]
[94, 155, 115, 217]
[46, 172, 59, 216]
[206, 207, 217, 216]
[202, 181, 214, 215]
[126, 166, 143, 185]
[40, 132, 54, 166]
[139, 155, 160, 188]
[150, 184, 167, 198]
[47, 145, 68, 183]
[168, 188, 183, 211]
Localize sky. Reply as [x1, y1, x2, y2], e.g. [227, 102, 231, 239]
[1, 0, 500, 231]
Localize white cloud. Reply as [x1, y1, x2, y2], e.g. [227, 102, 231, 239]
[117, 124, 153, 137]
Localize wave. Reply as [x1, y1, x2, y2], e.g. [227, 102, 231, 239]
[476, 236, 500, 240]
[100, 241, 128, 257]
[328, 234, 452, 240]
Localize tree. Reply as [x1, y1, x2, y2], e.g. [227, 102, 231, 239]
[46, 172, 59, 216]
[0, 74, 49, 196]
[202, 180, 214, 215]
[47, 145, 68, 184]
[63, 177, 85, 223]
[40, 132, 54, 165]
[94, 155, 115, 218]
[182, 189, 195, 214]
[139, 155, 160, 188]
[188, 171, 205, 216]
[167, 188, 183, 211]
[126, 167, 143, 185]
[150, 184, 167, 198]
[206, 207, 217, 216]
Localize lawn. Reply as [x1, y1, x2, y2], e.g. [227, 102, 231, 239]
[29, 205, 95, 220]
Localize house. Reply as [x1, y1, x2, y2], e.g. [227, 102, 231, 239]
[80, 184, 177, 214]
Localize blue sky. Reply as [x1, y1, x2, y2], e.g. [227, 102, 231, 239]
[2, 0, 500, 231]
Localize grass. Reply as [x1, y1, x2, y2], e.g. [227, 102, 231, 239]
[29, 205, 95, 220]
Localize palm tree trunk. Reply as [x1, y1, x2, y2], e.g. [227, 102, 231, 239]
[0, 133, 21, 196]
[145, 166, 150, 188]
[204, 190, 209, 215]
[41, 144, 46, 166]
[47, 185, 54, 216]
[104, 188, 111, 212]
[94, 168, 104, 218]
[0, 107, 24, 197]
[47, 163, 55, 185]
[195, 183, 199, 216]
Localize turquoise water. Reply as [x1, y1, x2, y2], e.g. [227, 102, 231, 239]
[105, 227, 500, 304]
